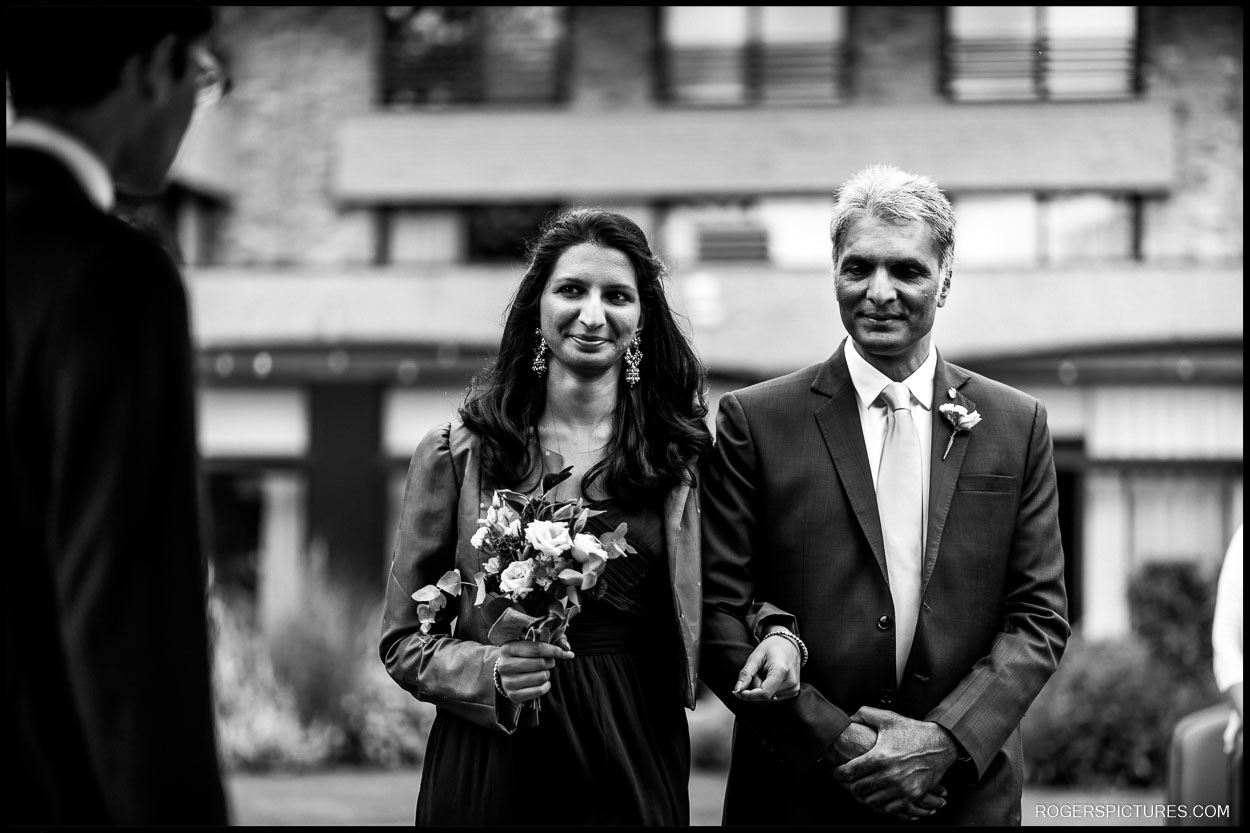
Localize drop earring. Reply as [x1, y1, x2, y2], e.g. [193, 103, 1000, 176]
[624, 334, 642, 388]
[531, 328, 548, 377]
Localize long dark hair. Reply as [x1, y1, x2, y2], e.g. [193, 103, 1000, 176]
[459, 208, 711, 507]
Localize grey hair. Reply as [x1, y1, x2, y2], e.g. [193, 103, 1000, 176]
[830, 164, 956, 282]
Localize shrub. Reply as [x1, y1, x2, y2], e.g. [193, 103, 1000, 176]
[211, 557, 435, 771]
[1023, 559, 1221, 787]
[1022, 635, 1218, 787]
[211, 591, 345, 771]
[1127, 561, 1216, 682]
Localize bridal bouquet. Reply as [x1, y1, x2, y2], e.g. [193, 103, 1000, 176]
[412, 466, 634, 649]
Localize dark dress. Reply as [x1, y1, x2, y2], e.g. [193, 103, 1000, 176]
[414, 498, 691, 826]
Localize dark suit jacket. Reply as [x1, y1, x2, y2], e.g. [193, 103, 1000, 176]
[6, 146, 228, 825]
[700, 342, 1069, 826]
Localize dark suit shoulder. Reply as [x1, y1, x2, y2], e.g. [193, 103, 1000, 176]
[722, 361, 825, 407]
[946, 361, 1045, 417]
[10, 205, 185, 326]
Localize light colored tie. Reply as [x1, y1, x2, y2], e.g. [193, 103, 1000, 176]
[877, 382, 923, 686]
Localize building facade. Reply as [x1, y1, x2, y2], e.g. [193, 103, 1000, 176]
[166, 6, 1242, 638]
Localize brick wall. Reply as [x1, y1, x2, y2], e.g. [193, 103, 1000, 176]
[215, 6, 377, 266]
[1140, 6, 1243, 263]
[208, 6, 1241, 268]
[849, 6, 945, 103]
[568, 6, 655, 110]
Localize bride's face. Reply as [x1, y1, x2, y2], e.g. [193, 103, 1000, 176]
[538, 243, 643, 380]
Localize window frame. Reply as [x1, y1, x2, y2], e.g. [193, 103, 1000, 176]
[655, 6, 849, 107]
[941, 6, 1143, 103]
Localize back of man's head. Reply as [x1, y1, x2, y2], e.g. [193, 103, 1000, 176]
[6, 6, 215, 115]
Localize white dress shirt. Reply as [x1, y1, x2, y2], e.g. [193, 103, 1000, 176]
[7, 117, 115, 212]
[844, 338, 937, 549]
[1212, 525, 1243, 752]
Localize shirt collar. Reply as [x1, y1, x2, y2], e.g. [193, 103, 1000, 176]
[844, 338, 937, 412]
[7, 118, 115, 212]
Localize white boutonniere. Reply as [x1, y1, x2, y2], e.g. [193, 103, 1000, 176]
[938, 403, 982, 460]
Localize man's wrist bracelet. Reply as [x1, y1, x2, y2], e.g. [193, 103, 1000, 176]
[762, 629, 808, 667]
[492, 657, 507, 697]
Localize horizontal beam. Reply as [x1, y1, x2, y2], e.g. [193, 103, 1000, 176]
[334, 101, 1177, 201]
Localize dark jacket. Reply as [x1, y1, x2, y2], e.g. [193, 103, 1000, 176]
[6, 146, 228, 825]
[380, 419, 703, 732]
[700, 342, 1069, 826]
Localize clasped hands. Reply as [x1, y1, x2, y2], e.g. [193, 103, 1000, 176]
[826, 707, 960, 821]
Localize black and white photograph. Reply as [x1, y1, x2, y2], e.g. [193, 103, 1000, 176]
[6, 5, 1242, 827]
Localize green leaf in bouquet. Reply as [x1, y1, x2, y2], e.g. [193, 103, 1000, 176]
[485, 602, 544, 646]
[473, 571, 488, 605]
[541, 466, 574, 497]
[435, 569, 462, 596]
[411, 584, 443, 603]
[572, 506, 606, 534]
[598, 522, 634, 557]
[416, 592, 448, 632]
[551, 503, 576, 522]
[493, 488, 529, 516]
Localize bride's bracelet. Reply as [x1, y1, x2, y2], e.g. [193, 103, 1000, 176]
[492, 658, 508, 697]
[761, 629, 809, 667]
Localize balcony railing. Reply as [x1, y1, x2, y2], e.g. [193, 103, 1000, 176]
[663, 43, 846, 105]
[946, 36, 1138, 102]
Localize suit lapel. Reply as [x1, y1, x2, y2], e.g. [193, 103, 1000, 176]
[813, 344, 890, 584]
[923, 355, 976, 596]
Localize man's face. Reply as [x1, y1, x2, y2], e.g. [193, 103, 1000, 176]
[834, 214, 948, 373]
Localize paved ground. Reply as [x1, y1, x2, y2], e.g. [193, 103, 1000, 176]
[227, 767, 1171, 826]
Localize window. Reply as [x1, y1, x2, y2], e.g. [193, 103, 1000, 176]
[954, 194, 1040, 267]
[1042, 193, 1138, 265]
[466, 204, 561, 263]
[946, 6, 1137, 102]
[660, 6, 847, 105]
[661, 197, 831, 266]
[1127, 468, 1242, 569]
[955, 192, 1139, 267]
[374, 203, 560, 265]
[383, 6, 568, 106]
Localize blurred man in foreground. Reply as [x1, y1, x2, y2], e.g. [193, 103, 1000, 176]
[7, 6, 230, 824]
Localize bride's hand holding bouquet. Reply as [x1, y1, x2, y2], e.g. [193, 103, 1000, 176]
[411, 466, 633, 716]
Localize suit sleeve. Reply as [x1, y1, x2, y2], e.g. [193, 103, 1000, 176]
[45, 239, 228, 825]
[926, 399, 1071, 776]
[700, 392, 850, 772]
[379, 424, 523, 733]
